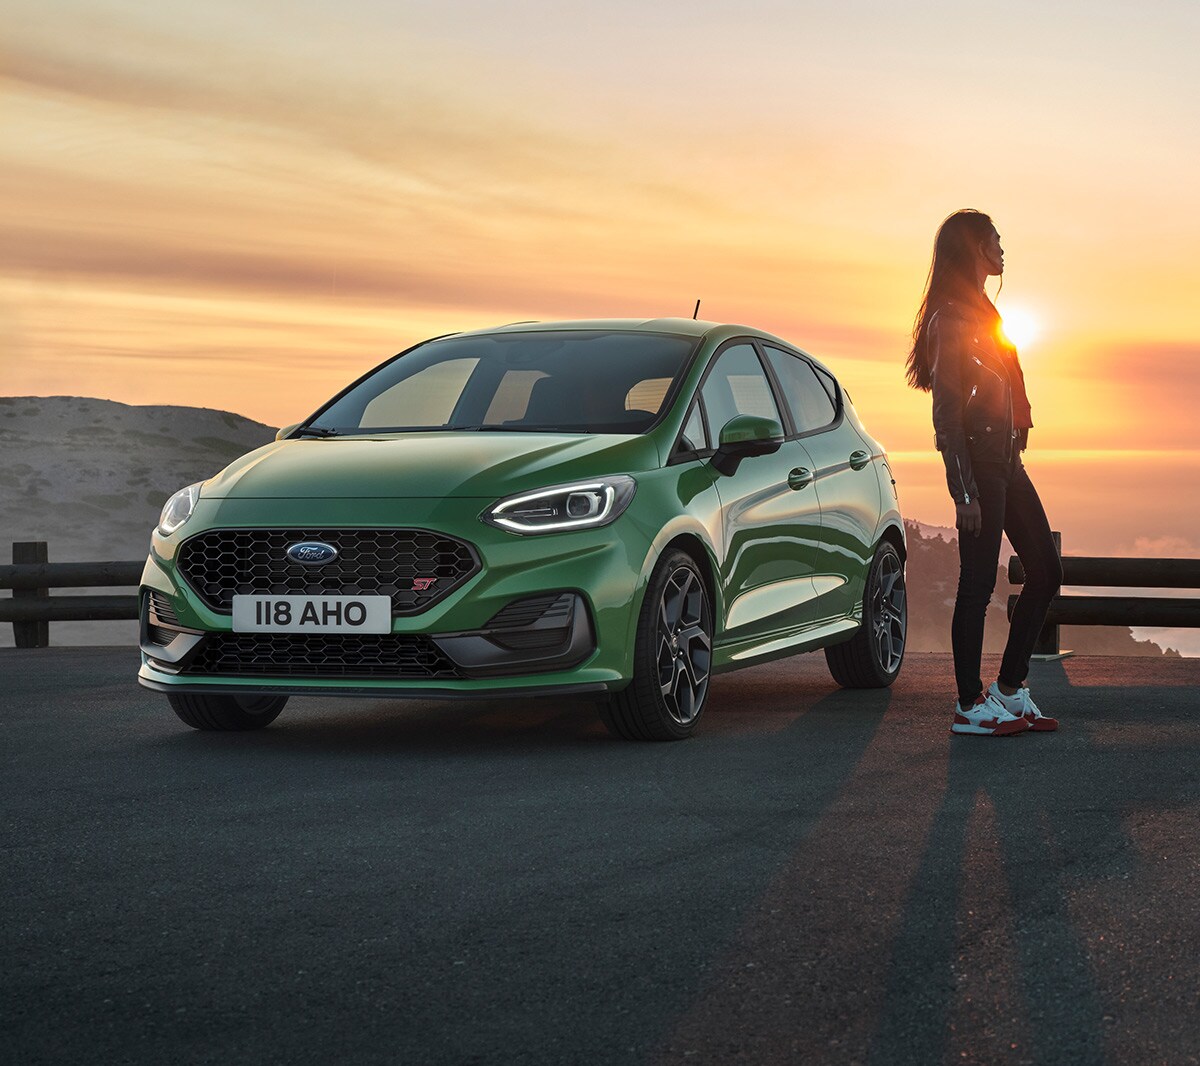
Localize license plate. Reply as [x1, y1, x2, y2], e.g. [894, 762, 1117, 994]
[232, 595, 392, 634]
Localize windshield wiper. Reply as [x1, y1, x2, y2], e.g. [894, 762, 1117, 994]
[295, 426, 340, 438]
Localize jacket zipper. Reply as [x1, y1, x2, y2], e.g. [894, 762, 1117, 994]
[971, 354, 1004, 382]
[955, 455, 971, 504]
[971, 354, 1015, 461]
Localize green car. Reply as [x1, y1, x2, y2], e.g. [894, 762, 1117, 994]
[139, 318, 906, 740]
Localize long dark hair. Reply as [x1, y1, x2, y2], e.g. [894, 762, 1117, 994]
[906, 209, 1002, 391]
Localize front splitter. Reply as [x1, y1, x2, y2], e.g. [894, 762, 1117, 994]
[137, 675, 615, 700]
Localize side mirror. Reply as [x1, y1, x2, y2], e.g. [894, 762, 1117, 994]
[275, 423, 301, 441]
[711, 414, 784, 476]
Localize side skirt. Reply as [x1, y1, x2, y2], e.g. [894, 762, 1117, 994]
[712, 616, 860, 674]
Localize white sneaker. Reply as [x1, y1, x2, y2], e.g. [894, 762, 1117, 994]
[1016, 685, 1058, 732]
[950, 691, 1029, 736]
[986, 681, 1026, 717]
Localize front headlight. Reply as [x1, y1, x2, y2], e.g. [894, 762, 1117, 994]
[157, 482, 202, 536]
[482, 475, 637, 535]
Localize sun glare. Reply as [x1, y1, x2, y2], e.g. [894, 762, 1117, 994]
[999, 306, 1041, 350]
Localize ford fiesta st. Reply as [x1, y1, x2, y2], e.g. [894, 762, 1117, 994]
[138, 318, 906, 740]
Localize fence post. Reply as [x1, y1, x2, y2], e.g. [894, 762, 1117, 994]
[1030, 530, 1063, 658]
[13, 541, 50, 648]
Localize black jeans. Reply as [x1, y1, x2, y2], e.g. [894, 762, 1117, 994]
[952, 452, 1063, 705]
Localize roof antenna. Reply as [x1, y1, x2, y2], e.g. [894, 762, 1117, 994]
[692, 299, 701, 320]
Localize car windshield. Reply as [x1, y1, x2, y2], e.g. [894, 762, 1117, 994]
[306, 330, 698, 435]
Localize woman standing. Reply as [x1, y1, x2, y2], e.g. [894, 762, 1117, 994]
[907, 209, 1061, 735]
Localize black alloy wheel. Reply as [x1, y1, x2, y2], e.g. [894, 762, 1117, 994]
[600, 549, 713, 740]
[825, 540, 906, 688]
[657, 563, 713, 727]
[870, 546, 907, 675]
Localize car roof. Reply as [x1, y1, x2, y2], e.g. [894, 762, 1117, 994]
[454, 317, 716, 338]
[448, 318, 835, 375]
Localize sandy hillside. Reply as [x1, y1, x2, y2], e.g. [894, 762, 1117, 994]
[1, 396, 275, 647]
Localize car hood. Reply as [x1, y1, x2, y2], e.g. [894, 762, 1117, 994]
[201, 432, 661, 499]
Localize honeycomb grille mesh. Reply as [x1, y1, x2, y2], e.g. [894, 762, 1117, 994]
[176, 528, 479, 615]
[185, 634, 463, 679]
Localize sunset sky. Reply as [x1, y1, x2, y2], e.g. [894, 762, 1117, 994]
[4, 1, 1199, 594]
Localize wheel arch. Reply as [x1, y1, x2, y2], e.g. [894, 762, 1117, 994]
[633, 523, 725, 641]
[876, 520, 907, 563]
[660, 532, 721, 623]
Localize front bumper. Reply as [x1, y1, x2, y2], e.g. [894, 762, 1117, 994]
[137, 495, 651, 697]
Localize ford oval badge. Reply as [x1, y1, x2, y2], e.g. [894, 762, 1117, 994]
[286, 541, 339, 566]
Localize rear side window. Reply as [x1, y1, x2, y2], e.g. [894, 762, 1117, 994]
[764, 347, 837, 433]
[700, 343, 781, 439]
[812, 363, 839, 409]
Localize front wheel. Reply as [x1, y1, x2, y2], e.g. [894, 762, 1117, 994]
[167, 692, 288, 731]
[599, 549, 713, 741]
[824, 540, 906, 688]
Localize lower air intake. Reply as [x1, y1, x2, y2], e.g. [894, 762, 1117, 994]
[185, 633, 463, 680]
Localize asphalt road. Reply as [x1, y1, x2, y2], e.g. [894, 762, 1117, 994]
[3, 648, 1199, 1066]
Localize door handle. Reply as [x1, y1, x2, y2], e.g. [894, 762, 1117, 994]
[787, 467, 814, 490]
[849, 450, 871, 471]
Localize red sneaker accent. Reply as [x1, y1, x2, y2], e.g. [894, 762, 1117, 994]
[1025, 712, 1059, 732]
[951, 704, 1029, 736]
[994, 717, 1029, 735]
[953, 712, 1006, 728]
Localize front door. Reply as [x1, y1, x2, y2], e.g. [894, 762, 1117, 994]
[700, 342, 824, 646]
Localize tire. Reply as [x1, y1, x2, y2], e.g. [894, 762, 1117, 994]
[167, 692, 288, 731]
[824, 540, 906, 688]
[600, 549, 713, 741]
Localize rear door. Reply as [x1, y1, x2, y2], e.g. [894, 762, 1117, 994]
[761, 346, 881, 623]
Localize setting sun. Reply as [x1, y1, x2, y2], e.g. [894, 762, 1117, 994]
[999, 306, 1041, 350]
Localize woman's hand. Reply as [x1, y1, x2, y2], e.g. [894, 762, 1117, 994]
[956, 499, 982, 536]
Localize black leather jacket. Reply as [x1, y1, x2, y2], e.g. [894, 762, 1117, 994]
[929, 304, 1029, 505]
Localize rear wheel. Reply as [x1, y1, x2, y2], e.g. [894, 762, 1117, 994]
[600, 549, 713, 741]
[824, 540, 906, 688]
[167, 692, 288, 731]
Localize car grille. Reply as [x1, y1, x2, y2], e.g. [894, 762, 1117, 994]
[184, 633, 463, 679]
[176, 528, 479, 615]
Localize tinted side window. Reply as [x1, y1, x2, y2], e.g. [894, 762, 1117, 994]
[813, 363, 840, 409]
[764, 347, 837, 433]
[700, 344, 781, 440]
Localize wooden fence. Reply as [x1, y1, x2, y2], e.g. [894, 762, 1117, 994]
[1008, 531, 1200, 656]
[4, 536, 1200, 653]
[1, 542, 141, 648]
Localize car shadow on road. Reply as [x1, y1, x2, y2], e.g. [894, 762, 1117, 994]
[147, 658, 880, 758]
[152, 693, 613, 756]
